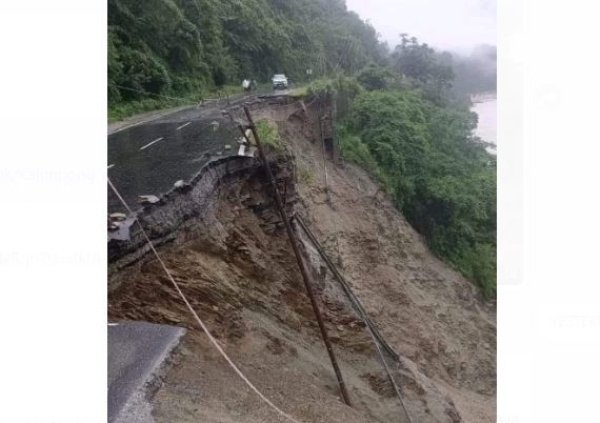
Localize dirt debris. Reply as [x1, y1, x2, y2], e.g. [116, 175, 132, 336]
[108, 99, 495, 423]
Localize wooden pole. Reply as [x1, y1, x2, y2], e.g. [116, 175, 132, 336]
[243, 106, 352, 407]
[319, 114, 331, 205]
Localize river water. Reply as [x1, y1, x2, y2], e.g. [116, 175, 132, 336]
[471, 95, 497, 153]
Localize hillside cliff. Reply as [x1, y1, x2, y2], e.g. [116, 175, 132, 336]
[108, 99, 496, 423]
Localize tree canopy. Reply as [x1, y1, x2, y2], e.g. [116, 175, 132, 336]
[108, 0, 387, 104]
[311, 71, 497, 299]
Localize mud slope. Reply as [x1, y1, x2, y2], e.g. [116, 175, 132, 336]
[108, 100, 496, 423]
[270, 102, 497, 423]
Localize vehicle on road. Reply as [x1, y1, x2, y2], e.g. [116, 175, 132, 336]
[272, 74, 288, 90]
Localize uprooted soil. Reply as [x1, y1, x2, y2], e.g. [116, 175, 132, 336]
[108, 99, 496, 423]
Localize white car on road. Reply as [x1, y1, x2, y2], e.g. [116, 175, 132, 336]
[272, 74, 289, 90]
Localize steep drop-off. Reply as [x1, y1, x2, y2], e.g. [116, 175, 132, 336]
[108, 99, 496, 423]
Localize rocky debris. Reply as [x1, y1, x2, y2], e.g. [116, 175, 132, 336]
[110, 212, 127, 221]
[361, 373, 396, 398]
[238, 145, 257, 158]
[245, 129, 255, 144]
[173, 180, 185, 189]
[107, 216, 136, 242]
[265, 334, 286, 355]
[108, 218, 120, 232]
[139, 195, 160, 205]
[108, 212, 129, 232]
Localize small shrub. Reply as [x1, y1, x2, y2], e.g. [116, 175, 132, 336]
[255, 119, 283, 151]
[290, 86, 308, 97]
[298, 166, 315, 185]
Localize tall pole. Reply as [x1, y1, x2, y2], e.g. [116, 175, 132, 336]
[243, 106, 352, 407]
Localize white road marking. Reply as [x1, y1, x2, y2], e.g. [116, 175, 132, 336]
[108, 323, 119, 326]
[176, 121, 192, 131]
[139, 137, 164, 151]
[107, 164, 115, 170]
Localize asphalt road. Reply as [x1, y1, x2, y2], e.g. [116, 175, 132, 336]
[107, 89, 291, 214]
[108, 321, 186, 423]
[107, 101, 240, 214]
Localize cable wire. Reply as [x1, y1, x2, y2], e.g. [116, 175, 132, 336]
[107, 176, 306, 423]
[294, 215, 414, 423]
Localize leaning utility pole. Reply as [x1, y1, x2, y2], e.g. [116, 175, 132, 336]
[242, 106, 352, 407]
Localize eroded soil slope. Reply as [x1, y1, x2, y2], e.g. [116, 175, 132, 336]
[108, 100, 496, 423]
[275, 103, 497, 422]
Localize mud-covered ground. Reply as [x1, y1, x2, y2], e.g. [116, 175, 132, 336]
[108, 100, 496, 423]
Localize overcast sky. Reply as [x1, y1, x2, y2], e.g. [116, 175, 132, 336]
[345, 0, 496, 54]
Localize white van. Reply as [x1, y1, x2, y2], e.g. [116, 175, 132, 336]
[272, 74, 288, 90]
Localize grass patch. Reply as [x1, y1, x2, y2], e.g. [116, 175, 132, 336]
[108, 85, 249, 122]
[108, 97, 193, 122]
[289, 85, 308, 97]
[298, 165, 315, 185]
[255, 119, 284, 151]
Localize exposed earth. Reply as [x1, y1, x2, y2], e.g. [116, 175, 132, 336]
[108, 98, 496, 423]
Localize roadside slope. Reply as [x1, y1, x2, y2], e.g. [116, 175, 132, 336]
[108, 100, 496, 423]
[259, 103, 497, 422]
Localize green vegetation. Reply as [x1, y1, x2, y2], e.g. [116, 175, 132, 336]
[107, 84, 245, 121]
[298, 165, 315, 185]
[289, 86, 309, 98]
[331, 74, 495, 298]
[108, 95, 191, 122]
[107, 1, 496, 298]
[108, 0, 386, 118]
[306, 69, 496, 299]
[255, 119, 283, 151]
[391, 34, 455, 104]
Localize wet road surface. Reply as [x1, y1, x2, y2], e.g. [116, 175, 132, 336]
[108, 110, 240, 213]
[108, 321, 186, 423]
[107, 90, 292, 214]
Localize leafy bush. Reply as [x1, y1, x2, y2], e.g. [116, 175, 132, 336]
[337, 125, 394, 193]
[306, 76, 363, 98]
[357, 64, 395, 91]
[117, 48, 172, 100]
[457, 243, 497, 299]
[343, 80, 497, 299]
[307, 78, 336, 97]
[289, 86, 308, 98]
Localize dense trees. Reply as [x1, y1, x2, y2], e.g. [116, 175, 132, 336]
[391, 34, 455, 104]
[391, 35, 496, 100]
[315, 73, 496, 299]
[108, 0, 386, 105]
